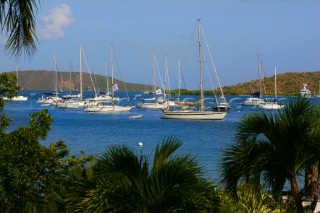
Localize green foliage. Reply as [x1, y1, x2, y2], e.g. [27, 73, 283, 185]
[0, 72, 20, 135]
[0, 73, 94, 212]
[220, 97, 320, 212]
[61, 137, 221, 212]
[0, 0, 40, 58]
[0, 109, 63, 212]
[219, 184, 283, 213]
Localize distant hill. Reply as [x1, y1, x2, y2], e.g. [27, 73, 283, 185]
[221, 71, 320, 96]
[12, 70, 152, 92]
[9, 70, 320, 96]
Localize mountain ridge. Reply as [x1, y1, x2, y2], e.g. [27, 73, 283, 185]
[9, 70, 320, 96]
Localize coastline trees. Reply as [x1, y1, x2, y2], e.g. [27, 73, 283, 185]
[221, 97, 320, 213]
[0, 76, 93, 211]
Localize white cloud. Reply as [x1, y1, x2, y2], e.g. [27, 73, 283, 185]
[38, 4, 75, 41]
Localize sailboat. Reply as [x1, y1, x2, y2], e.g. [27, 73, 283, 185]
[62, 62, 81, 99]
[4, 66, 28, 101]
[136, 54, 168, 110]
[37, 54, 61, 105]
[241, 57, 265, 106]
[86, 63, 119, 103]
[85, 42, 133, 114]
[161, 19, 227, 120]
[55, 45, 86, 110]
[259, 66, 284, 110]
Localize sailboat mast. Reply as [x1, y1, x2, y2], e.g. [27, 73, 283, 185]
[178, 59, 181, 98]
[80, 45, 83, 102]
[153, 55, 157, 94]
[258, 61, 263, 99]
[274, 66, 277, 99]
[53, 52, 58, 99]
[197, 18, 204, 110]
[164, 53, 168, 97]
[110, 42, 115, 107]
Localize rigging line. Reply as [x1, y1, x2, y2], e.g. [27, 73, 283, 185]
[164, 53, 170, 93]
[152, 53, 157, 92]
[92, 67, 100, 94]
[179, 66, 187, 90]
[153, 54, 165, 95]
[260, 61, 268, 98]
[200, 24, 225, 98]
[181, 22, 197, 64]
[202, 48, 219, 104]
[68, 61, 77, 92]
[82, 49, 98, 97]
[109, 42, 130, 100]
[52, 52, 60, 95]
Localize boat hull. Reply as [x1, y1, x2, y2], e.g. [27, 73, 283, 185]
[161, 110, 227, 120]
[136, 102, 165, 110]
[4, 96, 28, 101]
[259, 103, 284, 110]
[85, 105, 133, 114]
[241, 98, 264, 106]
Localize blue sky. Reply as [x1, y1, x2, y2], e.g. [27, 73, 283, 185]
[0, 0, 319, 90]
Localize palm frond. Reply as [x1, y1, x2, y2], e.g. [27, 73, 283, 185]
[152, 137, 182, 172]
[1, 0, 39, 59]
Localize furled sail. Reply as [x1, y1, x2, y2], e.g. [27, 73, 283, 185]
[175, 99, 203, 107]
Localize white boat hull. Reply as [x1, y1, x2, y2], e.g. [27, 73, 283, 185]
[54, 101, 86, 110]
[136, 102, 165, 110]
[4, 95, 28, 101]
[36, 97, 60, 104]
[161, 110, 227, 120]
[129, 115, 142, 119]
[242, 98, 264, 106]
[259, 103, 284, 110]
[87, 95, 119, 103]
[85, 105, 133, 114]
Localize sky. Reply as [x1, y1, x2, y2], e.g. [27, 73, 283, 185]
[0, 0, 319, 90]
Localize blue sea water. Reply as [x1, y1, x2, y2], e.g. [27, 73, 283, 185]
[4, 91, 319, 182]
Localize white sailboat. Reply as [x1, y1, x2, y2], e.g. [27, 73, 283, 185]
[4, 66, 28, 101]
[55, 45, 86, 110]
[259, 66, 284, 110]
[136, 55, 167, 110]
[85, 42, 133, 114]
[161, 19, 227, 120]
[242, 57, 265, 106]
[86, 63, 119, 103]
[37, 54, 61, 105]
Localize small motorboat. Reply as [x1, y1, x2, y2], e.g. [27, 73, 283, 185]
[129, 115, 142, 119]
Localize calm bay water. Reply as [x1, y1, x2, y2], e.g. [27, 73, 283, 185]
[6, 91, 316, 181]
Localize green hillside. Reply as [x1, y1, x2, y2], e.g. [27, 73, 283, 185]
[12, 70, 152, 92]
[9, 70, 320, 96]
[221, 71, 320, 96]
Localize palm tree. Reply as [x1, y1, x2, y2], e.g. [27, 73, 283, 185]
[221, 97, 320, 213]
[62, 137, 220, 212]
[0, 0, 39, 58]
